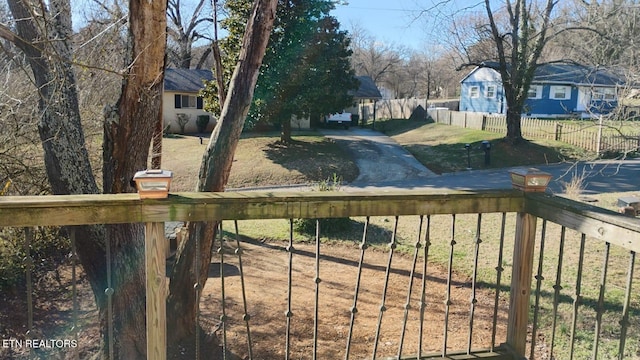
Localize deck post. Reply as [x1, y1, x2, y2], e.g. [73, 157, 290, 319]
[145, 222, 167, 360]
[506, 211, 537, 356]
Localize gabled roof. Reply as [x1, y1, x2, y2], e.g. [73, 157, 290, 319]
[352, 75, 382, 99]
[164, 68, 214, 92]
[534, 63, 623, 86]
[461, 62, 625, 87]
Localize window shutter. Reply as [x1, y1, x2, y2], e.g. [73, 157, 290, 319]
[174, 94, 181, 108]
[197, 97, 203, 109]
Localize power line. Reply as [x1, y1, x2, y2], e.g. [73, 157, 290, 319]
[340, 6, 416, 12]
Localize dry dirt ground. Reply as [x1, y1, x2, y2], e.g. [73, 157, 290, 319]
[1, 239, 509, 360]
[198, 239, 509, 359]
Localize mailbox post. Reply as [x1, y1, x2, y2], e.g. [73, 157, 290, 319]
[464, 144, 471, 170]
[481, 140, 491, 166]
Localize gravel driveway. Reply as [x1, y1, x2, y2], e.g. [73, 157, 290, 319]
[319, 128, 436, 185]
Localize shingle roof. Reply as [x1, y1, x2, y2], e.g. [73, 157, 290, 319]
[164, 68, 214, 92]
[533, 63, 623, 86]
[352, 75, 382, 99]
[463, 62, 625, 87]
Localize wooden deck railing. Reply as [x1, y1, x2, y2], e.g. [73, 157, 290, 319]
[0, 188, 638, 359]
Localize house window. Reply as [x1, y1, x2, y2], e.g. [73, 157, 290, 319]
[174, 94, 204, 109]
[527, 85, 542, 99]
[485, 85, 496, 98]
[469, 86, 480, 98]
[550, 86, 570, 100]
[592, 88, 616, 101]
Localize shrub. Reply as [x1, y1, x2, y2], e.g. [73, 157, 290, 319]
[351, 113, 360, 126]
[0, 228, 70, 290]
[196, 115, 210, 133]
[293, 174, 352, 235]
[176, 113, 190, 134]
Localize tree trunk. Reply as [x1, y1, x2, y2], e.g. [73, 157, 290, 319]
[166, 0, 278, 352]
[281, 118, 292, 143]
[5, 0, 99, 197]
[505, 107, 524, 143]
[2, 1, 151, 358]
[5, 0, 109, 312]
[101, 0, 168, 358]
[151, 111, 164, 169]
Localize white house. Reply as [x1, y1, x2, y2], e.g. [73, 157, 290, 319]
[163, 68, 215, 133]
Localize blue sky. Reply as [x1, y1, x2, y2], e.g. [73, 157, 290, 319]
[331, 0, 486, 51]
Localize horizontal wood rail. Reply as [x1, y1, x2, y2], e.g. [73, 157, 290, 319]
[525, 193, 640, 253]
[2, 188, 638, 359]
[0, 189, 524, 227]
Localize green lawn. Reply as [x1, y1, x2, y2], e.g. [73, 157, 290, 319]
[373, 118, 593, 174]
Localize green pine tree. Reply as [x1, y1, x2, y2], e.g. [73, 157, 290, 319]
[203, 0, 358, 142]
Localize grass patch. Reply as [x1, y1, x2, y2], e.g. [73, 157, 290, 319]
[161, 131, 358, 191]
[377, 121, 592, 174]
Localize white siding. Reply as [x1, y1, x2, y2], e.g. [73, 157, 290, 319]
[162, 91, 216, 133]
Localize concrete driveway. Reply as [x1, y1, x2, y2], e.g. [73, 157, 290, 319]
[319, 128, 437, 186]
[320, 128, 640, 194]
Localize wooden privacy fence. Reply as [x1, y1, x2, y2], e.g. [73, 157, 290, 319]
[359, 99, 458, 121]
[428, 109, 640, 155]
[0, 188, 639, 359]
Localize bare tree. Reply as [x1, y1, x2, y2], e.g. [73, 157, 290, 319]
[167, 0, 277, 345]
[550, 1, 640, 70]
[454, 0, 559, 142]
[166, 0, 214, 68]
[348, 24, 405, 92]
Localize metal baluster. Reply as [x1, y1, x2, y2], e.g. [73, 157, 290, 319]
[70, 228, 79, 360]
[550, 226, 566, 359]
[345, 217, 370, 360]
[233, 220, 254, 360]
[371, 216, 399, 360]
[530, 220, 548, 360]
[417, 215, 431, 359]
[285, 219, 294, 360]
[490, 213, 506, 351]
[24, 227, 34, 345]
[194, 224, 201, 360]
[397, 216, 424, 359]
[592, 242, 610, 360]
[467, 214, 482, 354]
[313, 219, 321, 360]
[618, 251, 635, 359]
[569, 234, 586, 358]
[443, 214, 456, 356]
[105, 234, 115, 359]
[218, 223, 228, 360]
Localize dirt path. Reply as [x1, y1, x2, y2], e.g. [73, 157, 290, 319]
[200, 239, 508, 359]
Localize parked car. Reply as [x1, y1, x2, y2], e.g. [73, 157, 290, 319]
[323, 112, 352, 129]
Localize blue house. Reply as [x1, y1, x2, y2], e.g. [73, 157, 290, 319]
[459, 63, 625, 118]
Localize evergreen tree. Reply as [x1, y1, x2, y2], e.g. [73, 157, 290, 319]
[205, 0, 357, 142]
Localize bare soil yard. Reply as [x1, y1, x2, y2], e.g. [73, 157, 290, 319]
[0, 238, 509, 360]
[162, 133, 358, 191]
[200, 239, 509, 359]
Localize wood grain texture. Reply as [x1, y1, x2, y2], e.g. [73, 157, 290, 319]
[145, 222, 166, 360]
[0, 190, 524, 227]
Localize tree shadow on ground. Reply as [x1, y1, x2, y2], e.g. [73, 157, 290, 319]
[407, 138, 588, 174]
[262, 137, 359, 183]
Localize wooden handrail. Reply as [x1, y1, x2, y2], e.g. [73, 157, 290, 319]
[0, 189, 524, 227]
[3, 189, 638, 359]
[525, 193, 640, 253]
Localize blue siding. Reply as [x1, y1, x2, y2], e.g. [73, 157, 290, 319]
[524, 85, 578, 116]
[460, 65, 622, 118]
[459, 81, 505, 114]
